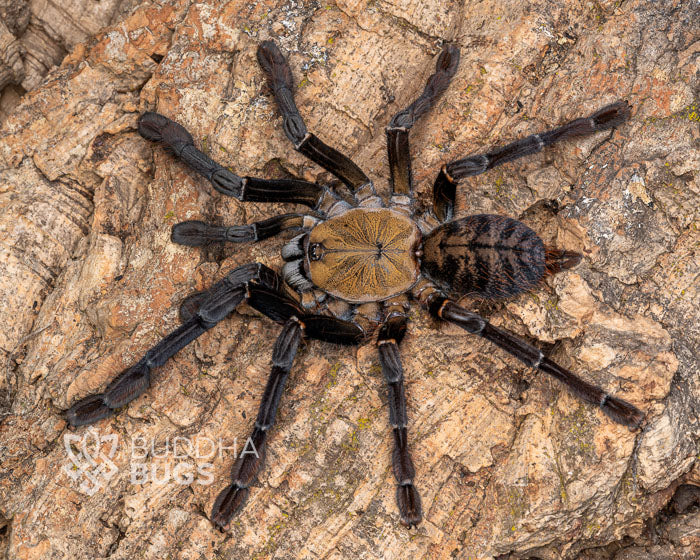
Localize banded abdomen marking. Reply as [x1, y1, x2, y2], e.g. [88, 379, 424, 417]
[421, 215, 545, 299]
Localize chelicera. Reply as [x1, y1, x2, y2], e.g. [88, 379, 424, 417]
[64, 40, 643, 530]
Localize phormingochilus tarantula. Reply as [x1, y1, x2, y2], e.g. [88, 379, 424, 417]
[64, 40, 643, 530]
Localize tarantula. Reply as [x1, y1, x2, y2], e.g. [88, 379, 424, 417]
[64, 40, 643, 530]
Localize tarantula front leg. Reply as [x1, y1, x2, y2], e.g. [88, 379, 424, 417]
[256, 40, 371, 194]
[64, 263, 264, 426]
[432, 101, 631, 221]
[386, 44, 459, 199]
[426, 295, 645, 428]
[137, 112, 342, 211]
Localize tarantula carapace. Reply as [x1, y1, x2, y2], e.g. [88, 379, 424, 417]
[64, 40, 643, 530]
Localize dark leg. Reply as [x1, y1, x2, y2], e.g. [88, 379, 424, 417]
[171, 213, 313, 246]
[64, 264, 262, 426]
[138, 112, 334, 209]
[211, 317, 303, 531]
[257, 40, 371, 192]
[377, 313, 422, 527]
[433, 101, 631, 221]
[387, 44, 459, 197]
[65, 264, 364, 426]
[427, 296, 644, 428]
[179, 276, 365, 345]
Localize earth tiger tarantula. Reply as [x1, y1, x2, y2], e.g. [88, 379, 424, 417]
[64, 40, 643, 530]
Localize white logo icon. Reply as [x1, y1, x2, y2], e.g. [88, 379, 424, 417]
[63, 428, 119, 495]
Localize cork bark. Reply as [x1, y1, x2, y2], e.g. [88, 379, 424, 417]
[0, 0, 143, 122]
[0, 1, 698, 559]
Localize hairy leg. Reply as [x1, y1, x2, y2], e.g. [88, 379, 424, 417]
[207, 302, 364, 529]
[138, 112, 343, 212]
[170, 214, 319, 246]
[425, 294, 644, 428]
[377, 313, 422, 527]
[375, 296, 423, 526]
[387, 44, 459, 199]
[64, 263, 364, 426]
[257, 40, 371, 194]
[433, 101, 631, 221]
[210, 317, 303, 530]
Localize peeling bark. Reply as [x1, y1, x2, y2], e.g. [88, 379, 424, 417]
[0, 0, 144, 122]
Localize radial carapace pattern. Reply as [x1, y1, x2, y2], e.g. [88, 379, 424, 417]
[307, 208, 421, 303]
[63, 39, 642, 531]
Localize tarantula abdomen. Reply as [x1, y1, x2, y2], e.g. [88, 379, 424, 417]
[422, 214, 558, 298]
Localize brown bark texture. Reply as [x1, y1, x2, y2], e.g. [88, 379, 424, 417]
[0, 0, 143, 122]
[0, 1, 698, 559]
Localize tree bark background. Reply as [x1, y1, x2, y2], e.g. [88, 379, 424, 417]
[0, 0, 144, 121]
[0, 1, 698, 559]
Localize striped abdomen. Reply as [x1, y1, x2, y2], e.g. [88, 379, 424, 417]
[421, 215, 545, 298]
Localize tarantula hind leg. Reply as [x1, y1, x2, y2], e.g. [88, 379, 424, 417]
[429, 296, 645, 429]
[432, 101, 631, 222]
